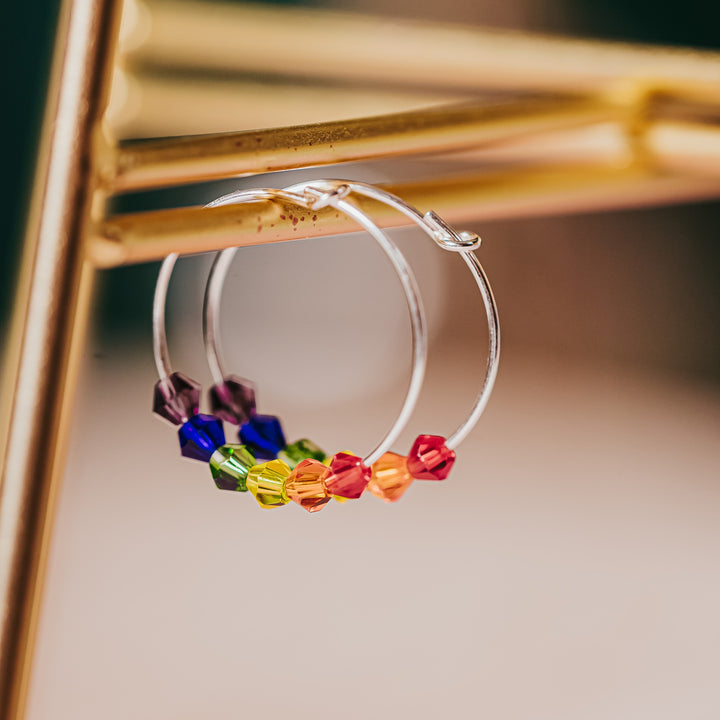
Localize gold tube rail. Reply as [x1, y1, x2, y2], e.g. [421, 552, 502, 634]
[93, 162, 720, 268]
[111, 96, 625, 192]
[128, 0, 720, 99]
[109, 69, 462, 139]
[647, 120, 720, 177]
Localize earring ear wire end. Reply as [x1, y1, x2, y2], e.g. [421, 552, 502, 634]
[423, 211, 481, 251]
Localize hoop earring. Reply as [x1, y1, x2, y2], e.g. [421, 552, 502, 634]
[200, 180, 500, 508]
[152, 184, 428, 511]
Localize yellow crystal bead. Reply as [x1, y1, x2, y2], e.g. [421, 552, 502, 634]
[246, 459, 291, 509]
[368, 452, 414, 503]
[286, 459, 331, 513]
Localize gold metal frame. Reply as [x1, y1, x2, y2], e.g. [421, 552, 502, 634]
[3, 0, 720, 717]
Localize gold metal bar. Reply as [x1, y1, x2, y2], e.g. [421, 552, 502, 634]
[455, 117, 720, 176]
[0, 0, 122, 717]
[112, 96, 625, 192]
[109, 69, 462, 139]
[92, 162, 720, 268]
[131, 0, 720, 99]
[647, 120, 720, 177]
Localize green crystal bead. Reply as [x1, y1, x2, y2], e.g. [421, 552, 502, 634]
[277, 438, 327, 469]
[246, 459, 291, 508]
[209, 444, 255, 492]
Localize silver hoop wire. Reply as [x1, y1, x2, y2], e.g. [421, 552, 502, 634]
[201, 186, 427, 468]
[285, 180, 500, 450]
[152, 252, 179, 382]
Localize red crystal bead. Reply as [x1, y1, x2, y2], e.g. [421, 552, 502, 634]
[406, 434, 456, 481]
[325, 452, 371, 499]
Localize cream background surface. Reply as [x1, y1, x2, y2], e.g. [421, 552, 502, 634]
[26, 339, 720, 719]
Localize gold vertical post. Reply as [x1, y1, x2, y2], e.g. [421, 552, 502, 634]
[0, 0, 122, 718]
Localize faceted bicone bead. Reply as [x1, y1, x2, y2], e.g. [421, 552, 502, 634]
[278, 438, 326, 469]
[286, 459, 331, 512]
[325, 452, 371, 499]
[322, 452, 351, 502]
[239, 414, 286, 460]
[209, 375, 256, 425]
[209, 444, 255, 492]
[368, 452, 414, 502]
[178, 414, 226, 462]
[153, 372, 201, 425]
[406, 434, 456, 480]
[246, 459, 291, 508]
[323, 450, 352, 466]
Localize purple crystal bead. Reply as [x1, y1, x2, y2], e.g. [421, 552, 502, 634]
[239, 414, 286, 461]
[209, 375, 257, 425]
[178, 414, 226, 462]
[153, 372, 201, 425]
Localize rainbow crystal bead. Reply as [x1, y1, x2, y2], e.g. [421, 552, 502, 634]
[368, 452, 414, 502]
[209, 375, 256, 425]
[406, 434, 455, 480]
[246, 459, 291, 508]
[239, 414, 286, 460]
[278, 438, 326, 469]
[286, 459, 331, 512]
[209, 444, 255, 492]
[325, 452, 371, 499]
[153, 372, 201, 425]
[178, 414, 225, 462]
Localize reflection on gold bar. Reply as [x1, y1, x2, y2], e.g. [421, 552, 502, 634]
[130, 0, 720, 98]
[110, 69, 462, 139]
[112, 96, 624, 192]
[647, 121, 720, 177]
[92, 162, 720, 268]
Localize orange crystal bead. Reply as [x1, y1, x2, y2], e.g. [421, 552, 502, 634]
[286, 459, 331, 513]
[368, 452, 414, 503]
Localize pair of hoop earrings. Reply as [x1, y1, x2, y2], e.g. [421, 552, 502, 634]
[152, 179, 500, 512]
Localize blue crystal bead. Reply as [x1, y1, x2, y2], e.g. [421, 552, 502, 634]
[178, 414, 226, 462]
[239, 414, 286, 460]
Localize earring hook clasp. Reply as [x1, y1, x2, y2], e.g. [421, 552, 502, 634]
[423, 211, 481, 251]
